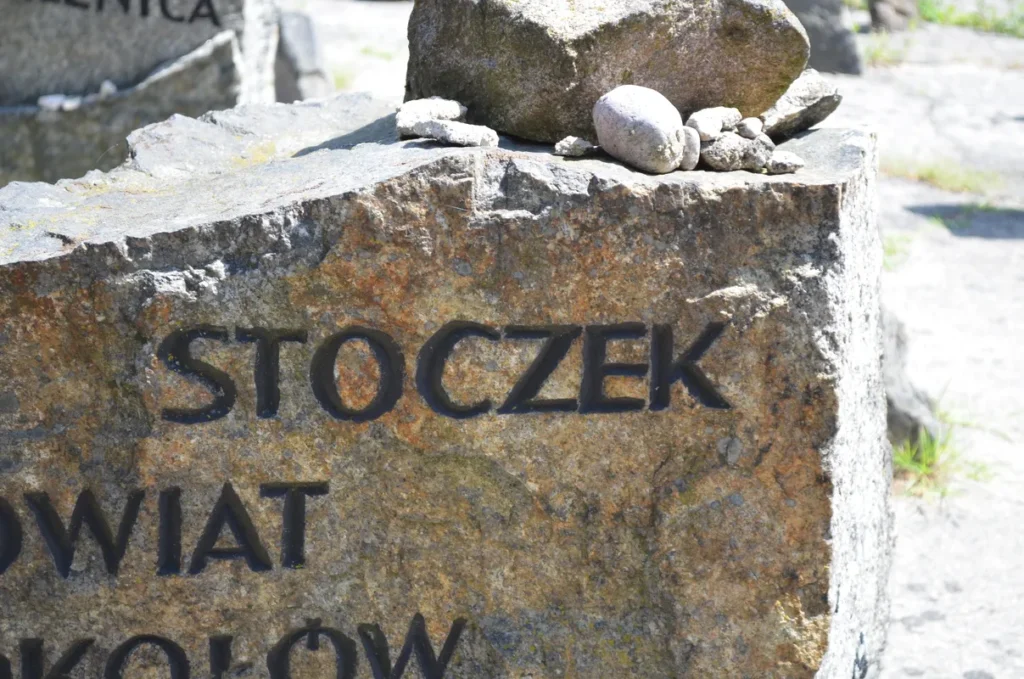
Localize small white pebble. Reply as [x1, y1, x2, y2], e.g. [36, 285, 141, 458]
[736, 117, 764, 139]
[397, 97, 467, 136]
[554, 136, 598, 157]
[37, 94, 65, 111]
[409, 119, 499, 147]
[686, 107, 743, 141]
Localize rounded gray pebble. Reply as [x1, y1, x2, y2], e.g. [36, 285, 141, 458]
[593, 85, 689, 174]
[736, 117, 764, 139]
[700, 133, 747, 171]
[679, 126, 701, 171]
[396, 97, 467, 137]
[686, 107, 743, 141]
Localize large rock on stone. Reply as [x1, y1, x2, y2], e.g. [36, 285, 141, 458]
[406, 0, 810, 143]
[0, 33, 243, 186]
[0, 96, 890, 678]
[0, 0, 277, 107]
[593, 85, 692, 174]
[782, 0, 863, 74]
[761, 69, 844, 141]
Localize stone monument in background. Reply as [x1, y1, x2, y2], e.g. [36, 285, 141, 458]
[783, 0, 864, 74]
[0, 0, 278, 185]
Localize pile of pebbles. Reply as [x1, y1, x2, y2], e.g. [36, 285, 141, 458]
[395, 69, 840, 177]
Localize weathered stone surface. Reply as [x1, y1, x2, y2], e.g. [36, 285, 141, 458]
[275, 11, 334, 103]
[0, 0, 276, 106]
[761, 69, 843, 141]
[0, 33, 243, 187]
[593, 86, 690, 174]
[406, 0, 810, 143]
[701, 132, 774, 172]
[0, 95, 890, 678]
[782, 0, 863, 74]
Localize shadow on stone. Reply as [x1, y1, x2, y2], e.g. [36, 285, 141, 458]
[293, 113, 399, 156]
[907, 204, 1024, 240]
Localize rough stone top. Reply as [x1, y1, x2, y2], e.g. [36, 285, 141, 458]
[453, 0, 794, 40]
[490, 0, 680, 38]
[0, 93, 872, 270]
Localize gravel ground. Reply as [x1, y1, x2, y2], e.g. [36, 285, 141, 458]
[280, 3, 1024, 675]
[287, 0, 411, 99]
[819, 27, 1024, 675]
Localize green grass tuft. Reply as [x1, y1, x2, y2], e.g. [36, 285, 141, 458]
[333, 69, 356, 91]
[894, 429, 956, 495]
[880, 157, 1005, 194]
[893, 405, 998, 496]
[918, 0, 1024, 37]
[883, 233, 913, 270]
[862, 33, 909, 67]
[359, 46, 396, 61]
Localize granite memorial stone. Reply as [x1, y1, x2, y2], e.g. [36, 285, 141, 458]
[0, 95, 891, 678]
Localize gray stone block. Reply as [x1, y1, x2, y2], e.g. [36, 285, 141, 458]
[0, 95, 890, 678]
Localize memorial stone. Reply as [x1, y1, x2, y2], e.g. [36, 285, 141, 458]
[0, 95, 892, 678]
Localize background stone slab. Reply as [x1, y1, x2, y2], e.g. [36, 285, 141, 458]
[0, 96, 890, 678]
[783, 0, 863, 74]
[0, 32, 242, 187]
[0, 0, 276, 106]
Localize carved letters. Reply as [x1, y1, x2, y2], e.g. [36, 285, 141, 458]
[0, 616, 466, 679]
[159, 321, 731, 423]
[1, 483, 327, 578]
